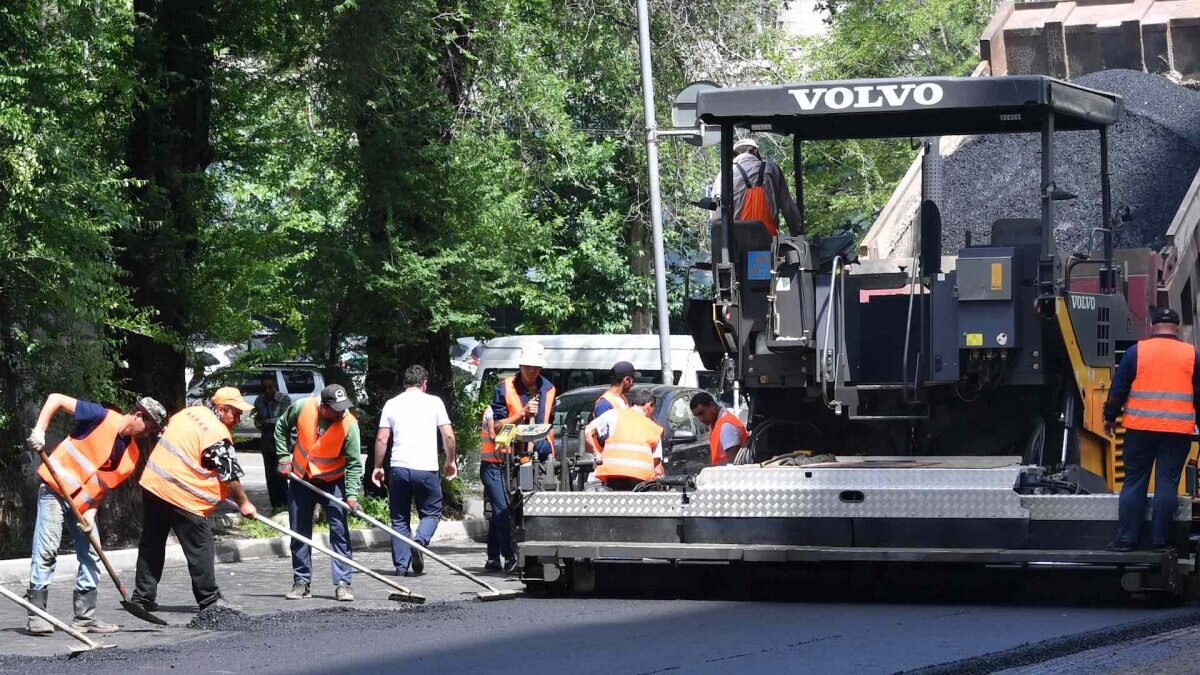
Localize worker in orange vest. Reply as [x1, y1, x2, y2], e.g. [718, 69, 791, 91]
[710, 137, 802, 237]
[132, 387, 258, 614]
[584, 389, 664, 491]
[491, 344, 557, 460]
[1103, 307, 1200, 552]
[23, 394, 166, 635]
[689, 391, 748, 466]
[478, 406, 514, 572]
[275, 385, 361, 601]
[593, 361, 637, 419]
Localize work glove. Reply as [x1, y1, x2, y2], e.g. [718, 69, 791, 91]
[26, 428, 45, 452]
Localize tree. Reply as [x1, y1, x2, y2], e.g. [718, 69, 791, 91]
[0, 1, 143, 553]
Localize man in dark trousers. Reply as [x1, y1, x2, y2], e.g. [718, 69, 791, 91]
[1103, 306, 1200, 551]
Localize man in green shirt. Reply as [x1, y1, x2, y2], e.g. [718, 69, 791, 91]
[274, 385, 362, 601]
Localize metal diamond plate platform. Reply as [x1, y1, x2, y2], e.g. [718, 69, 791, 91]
[1023, 494, 1190, 521]
[523, 491, 683, 517]
[524, 465, 1192, 522]
[695, 465, 1026, 490]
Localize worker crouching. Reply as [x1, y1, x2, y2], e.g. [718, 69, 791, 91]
[585, 389, 664, 491]
[132, 387, 258, 613]
[24, 394, 166, 635]
[277, 385, 361, 601]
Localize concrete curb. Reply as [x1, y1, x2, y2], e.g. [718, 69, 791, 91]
[0, 518, 488, 586]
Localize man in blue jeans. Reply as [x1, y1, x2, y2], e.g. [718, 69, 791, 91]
[478, 406, 513, 571]
[372, 365, 457, 576]
[1103, 307, 1200, 551]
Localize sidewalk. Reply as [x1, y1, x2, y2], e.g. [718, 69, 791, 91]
[0, 541, 520, 659]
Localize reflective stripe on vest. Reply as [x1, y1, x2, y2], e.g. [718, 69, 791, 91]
[1123, 338, 1198, 434]
[595, 409, 661, 483]
[291, 398, 356, 481]
[502, 377, 557, 446]
[480, 409, 501, 464]
[38, 411, 125, 513]
[139, 406, 230, 517]
[709, 409, 748, 467]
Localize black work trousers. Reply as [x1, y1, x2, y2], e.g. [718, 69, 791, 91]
[132, 488, 221, 610]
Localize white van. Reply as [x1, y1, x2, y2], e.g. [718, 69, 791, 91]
[472, 334, 715, 394]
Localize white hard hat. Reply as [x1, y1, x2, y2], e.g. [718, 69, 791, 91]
[733, 137, 759, 151]
[518, 343, 547, 368]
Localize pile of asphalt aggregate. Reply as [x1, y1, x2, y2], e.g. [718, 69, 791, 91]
[938, 69, 1200, 254]
[185, 603, 257, 631]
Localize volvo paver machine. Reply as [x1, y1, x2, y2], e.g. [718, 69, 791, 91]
[515, 75, 1199, 598]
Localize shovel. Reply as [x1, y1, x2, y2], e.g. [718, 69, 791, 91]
[225, 500, 425, 604]
[0, 584, 112, 653]
[290, 474, 520, 601]
[37, 447, 168, 626]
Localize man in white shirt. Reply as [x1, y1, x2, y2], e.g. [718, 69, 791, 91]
[371, 364, 456, 577]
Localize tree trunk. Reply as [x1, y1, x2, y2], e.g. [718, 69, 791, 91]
[119, 0, 215, 411]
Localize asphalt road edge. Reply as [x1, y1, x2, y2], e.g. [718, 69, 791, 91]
[898, 608, 1200, 675]
[0, 519, 488, 586]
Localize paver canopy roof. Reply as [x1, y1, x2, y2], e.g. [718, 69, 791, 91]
[696, 76, 1123, 140]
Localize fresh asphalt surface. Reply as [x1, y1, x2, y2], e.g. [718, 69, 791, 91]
[2, 564, 1198, 675]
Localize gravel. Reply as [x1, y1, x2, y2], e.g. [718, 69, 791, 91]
[185, 603, 257, 631]
[938, 70, 1200, 254]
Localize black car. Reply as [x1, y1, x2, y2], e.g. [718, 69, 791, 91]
[552, 384, 712, 478]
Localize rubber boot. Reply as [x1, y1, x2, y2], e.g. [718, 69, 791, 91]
[71, 589, 119, 634]
[25, 588, 54, 636]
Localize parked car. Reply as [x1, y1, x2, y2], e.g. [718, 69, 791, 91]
[551, 384, 712, 478]
[185, 363, 331, 440]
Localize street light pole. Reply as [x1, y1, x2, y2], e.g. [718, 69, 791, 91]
[636, 0, 673, 385]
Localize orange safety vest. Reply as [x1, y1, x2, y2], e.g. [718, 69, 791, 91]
[291, 398, 356, 481]
[502, 377, 556, 446]
[595, 409, 662, 483]
[38, 411, 136, 512]
[736, 162, 778, 236]
[139, 406, 230, 517]
[480, 409, 503, 464]
[1123, 338, 1198, 434]
[594, 390, 629, 417]
[709, 409, 748, 466]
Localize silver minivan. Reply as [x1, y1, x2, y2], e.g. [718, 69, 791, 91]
[185, 364, 328, 440]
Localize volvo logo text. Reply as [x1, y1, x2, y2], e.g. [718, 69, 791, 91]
[1069, 295, 1097, 310]
[787, 83, 945, 111]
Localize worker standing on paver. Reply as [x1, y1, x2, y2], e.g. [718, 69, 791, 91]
[492, 344, 556, 461]
[275, 385, 361, 601]
[255, 375, 291, 512]
[585, 389, 664, 491]
[1103, 307, 1200, 551]
[372, 365, 457, 577]
[23, 394, 166, 635]
[711, 137, 803, 236]
[593, 361, 637, 418]
[132, 387, 258, 613]
[478, 405, 515, 573]
[689, 392, 748, 467]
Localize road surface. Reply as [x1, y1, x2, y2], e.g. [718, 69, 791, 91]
[1, 545, 1197, 674]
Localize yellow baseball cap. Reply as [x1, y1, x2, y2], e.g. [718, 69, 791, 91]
[212, 386, 254, 411]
